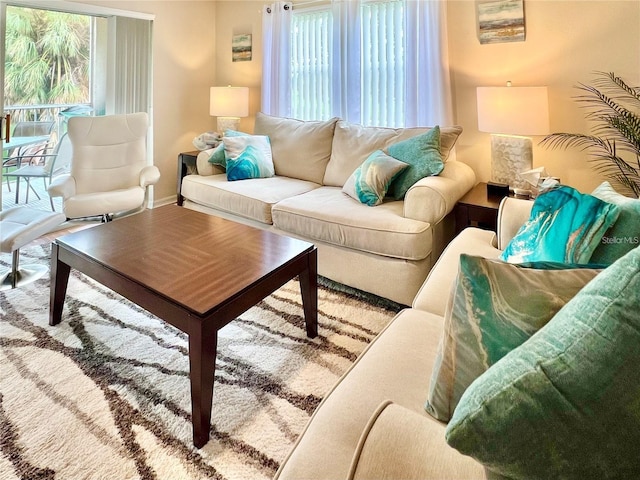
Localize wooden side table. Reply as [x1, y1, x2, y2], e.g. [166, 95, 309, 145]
[455, 182, 508, 234]
[177, 150, 199, 206]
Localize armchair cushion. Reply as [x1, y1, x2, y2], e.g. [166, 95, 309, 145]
[47, 174, 76, 200]
[446, 247, 640, 479]
[140, 165, 161, 187]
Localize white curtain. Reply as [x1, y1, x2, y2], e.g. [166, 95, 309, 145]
[404, 0, 453, 126]
[331, 0, 361, 122]
[261, 2, 293, 116]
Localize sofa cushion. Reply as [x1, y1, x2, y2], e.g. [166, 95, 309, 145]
[342, 150, 408, 206]
[590, 181, 640, 264]
[347, 401, 484, 480]
[323, 121, 462, 187]
[446, 246, 640, 479]
[180, 174, 319, 224]
[387, 126, 444, 200]
[275, 309, 472, 480]
[425, 254, 602, 422]
[272, 187, 432, 260]
[501, 185, 620, 263]
[223, 135, 275, 181]
[254, 112, 339, 184]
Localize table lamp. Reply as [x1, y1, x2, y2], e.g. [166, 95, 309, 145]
[477, 83, 549, 195]
[210, 86, 249, 133]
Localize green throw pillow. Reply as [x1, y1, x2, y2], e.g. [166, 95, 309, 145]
[342, 150, 409, 206]
[387, 126, 444, 200]
[501, 185, 620, 264]
[223, 135, 275, 181]
[425, 254, 602, 422]
[446, 246, 640, 479]
[207, 130, 249, 169]
[590, 181, 640, 264]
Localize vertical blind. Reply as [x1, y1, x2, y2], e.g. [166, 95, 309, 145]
[291, 9, 332, 121]
[290, 0, 405, 126]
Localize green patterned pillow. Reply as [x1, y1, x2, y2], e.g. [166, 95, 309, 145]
[501, 185, 620, 263]
[207, 130, 249, 169]
[342, 150, 408, 206]
[446, 246, 640, 479]
[590, 181, 640, 264]
[223, 135, 275, 181]
[387, 126, 444, 200]
[425, 254, 602, 422]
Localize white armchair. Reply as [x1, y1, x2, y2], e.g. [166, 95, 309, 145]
[48, 112, 160, 221]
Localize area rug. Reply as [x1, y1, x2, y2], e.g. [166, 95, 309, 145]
[0, 244, 400, 480]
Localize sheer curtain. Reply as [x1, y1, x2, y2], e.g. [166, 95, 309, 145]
[262, 0, 453, 127]
[261, 1, 293, 116]
[405, 0, 453, 126]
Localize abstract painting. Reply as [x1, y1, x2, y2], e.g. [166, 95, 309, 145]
[477, 0, 526, 44]
[232, 34, 252, 62]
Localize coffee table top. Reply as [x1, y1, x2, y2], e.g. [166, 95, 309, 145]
[54, 205, 314, 316]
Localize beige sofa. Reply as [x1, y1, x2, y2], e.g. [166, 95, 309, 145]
[274, 197, 534, 480]
[180, 113, 476, 306]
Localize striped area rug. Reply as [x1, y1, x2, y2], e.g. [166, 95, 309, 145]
[0, 243, 399, 480]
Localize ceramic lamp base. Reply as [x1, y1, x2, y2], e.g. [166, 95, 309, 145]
[490, 134, 533, 193]
[216, 117, 240, 133]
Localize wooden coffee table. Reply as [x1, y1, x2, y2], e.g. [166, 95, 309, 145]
[49, 205, 317, 448]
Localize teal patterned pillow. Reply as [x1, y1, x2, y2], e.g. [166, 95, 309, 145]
[501, 185, 620, 263]
[446, 246, 640, 479]
[590, 181, 640, 264]
[425, 254, 602, 422]
[387, 126, 444, 200]
[223, 135, 275, 181]
[208, 130, 249, 169]
[342, 150, 408, 206]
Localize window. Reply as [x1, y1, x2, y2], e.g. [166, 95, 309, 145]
[263, 0, 451, 128]
[290, 0, 405, 127]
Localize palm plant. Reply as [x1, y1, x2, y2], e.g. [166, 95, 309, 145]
[540, 71, 640, 198]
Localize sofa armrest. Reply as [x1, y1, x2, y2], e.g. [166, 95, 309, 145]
[403, 160, 476, 224]
[413, 228, 501, 316]
[496, 196, 533, 250]
[196, 148, 225, 176]
[347, 401, 484, 480]
[47, 174, 76, 200]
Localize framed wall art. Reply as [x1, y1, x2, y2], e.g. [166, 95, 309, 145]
[477, 0, 526, 44]
[232, 34, 252, 62]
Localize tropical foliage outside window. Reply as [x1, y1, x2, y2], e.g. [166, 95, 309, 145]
[4, 7, 90, 107]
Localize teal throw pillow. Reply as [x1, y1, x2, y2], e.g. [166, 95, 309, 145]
[590, 181, 640, 264]
[223, 135, 275, 181]
[425, 254, 602, 422]
[501, 185, 620, 263]
[342, 150, 409, 206]
[446, 246, 640, 480]
[207, 130, 249, 169]
[387, 126, 444, 200]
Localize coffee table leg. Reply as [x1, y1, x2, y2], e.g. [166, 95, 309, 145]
[49, 243, 71, 326]
[189, 326, 218, 448]
[299, 248, 318, 338]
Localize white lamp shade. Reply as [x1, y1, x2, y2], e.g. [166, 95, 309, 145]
[209, 86, 249, 117]
[477, 86, 550, 136]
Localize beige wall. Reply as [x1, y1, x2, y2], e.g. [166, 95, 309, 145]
[448, 0, 640, 192]
[75, 0, 639, 203]
[78, 0, 218, 205]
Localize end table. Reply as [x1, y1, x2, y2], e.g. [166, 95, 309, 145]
[455, 182, 508, 234]
[177, 150, 199, 206]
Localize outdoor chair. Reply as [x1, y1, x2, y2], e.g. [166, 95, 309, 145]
[2, 120, 55, 190]
[47, 112, 160, 222]
[5, 133, 73, 210]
